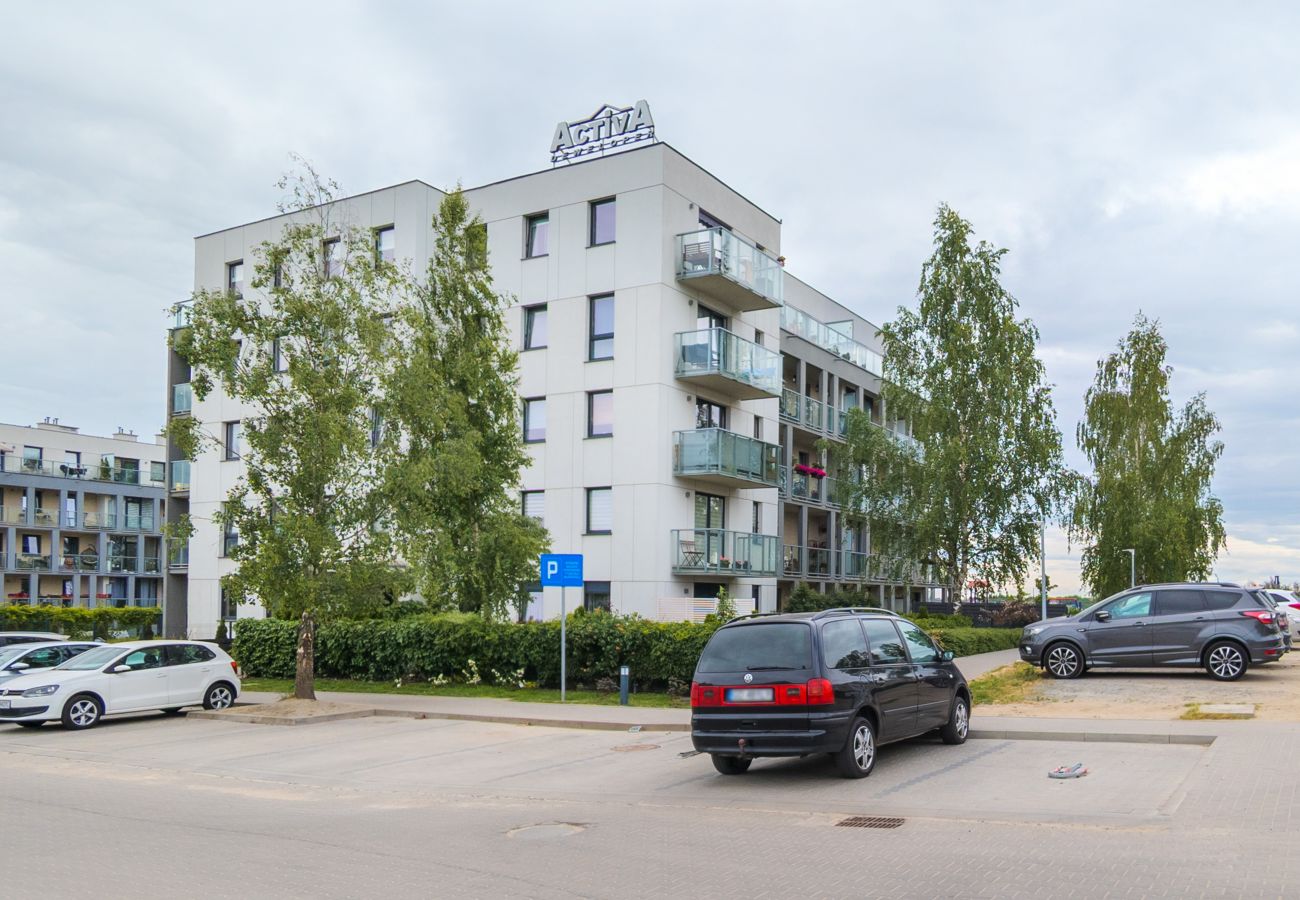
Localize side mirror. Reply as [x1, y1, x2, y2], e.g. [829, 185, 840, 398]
[8, 662, 29, 671]
[1095, 610, 1111, 623]
[940, 650, 955, 662]
[112, 664, 131, 673]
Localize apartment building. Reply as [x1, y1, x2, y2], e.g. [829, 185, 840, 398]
[166, 135, 935, 638]
[0, 419, 167, 608]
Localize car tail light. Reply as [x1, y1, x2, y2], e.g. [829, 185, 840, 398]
[230, 661, 240, 675]
[1289, 603, 1300, 611]
[805, 678, 834, 706]
[1241, 610, 1275, 624]
[690, 682, 721, 707]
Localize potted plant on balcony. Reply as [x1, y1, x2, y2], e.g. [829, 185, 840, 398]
[794, 463, 827, 479]
[718, 555, 732, 569]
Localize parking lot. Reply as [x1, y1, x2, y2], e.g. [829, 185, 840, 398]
[983, 651, 1300, 720]
[5, 709, 1300, 897]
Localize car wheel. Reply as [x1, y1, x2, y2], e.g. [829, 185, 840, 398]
[711, 754, 752, 775]
[1205, 642, 1248, 681]
[940, 695, 970, 745]
[203, 682, 235, 710]
[62, 694, 103, 730]
[161, 708, 184, 716]
[1044, 642, 1084, 679]
[15, 721, 44, 729]
[834, 717, 877, 779]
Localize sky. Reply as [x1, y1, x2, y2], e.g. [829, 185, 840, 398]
[2, 2, 1297, 594]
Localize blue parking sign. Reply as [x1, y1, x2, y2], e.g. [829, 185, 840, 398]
[540, 554, 583, 587]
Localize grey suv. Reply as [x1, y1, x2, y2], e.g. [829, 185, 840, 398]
[1019, 583, 1285, 681]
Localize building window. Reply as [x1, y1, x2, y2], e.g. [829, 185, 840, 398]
[222, 516, 239, 557]
[374, 226, 395, 264]
[323, 238, 343, 278]
[752, 501, 761, 534]
[694, 492, 725, 530]
[227, 261, 244, 296]
[65, 450, 81, 469]
[149, 461, 165, 484]
[22, 446, 42, 472]
[22, 534, 41, 555]
[754, 329, 765, 348]
[589, 294, 614, 360]
[699, 209, 729, 230]
[522, 490, 544, 522]
[696, 399, 726, 430]
[223, 421, 241, 460]
[586, 487, 612, 534]
[525, 213, 549, 258]
[587, 390, 613, 438]
[369, 408, 383, 449]
[584, 581, 611, 613]
[523, 304, 548, 350]
[220, 586, 238, 621]
[272, 337, 289, 372]
[523, 398, 546, 443]
[696, 304, 726, 331]
[753, 415, 762, 441]
[589, 198, 616, 245]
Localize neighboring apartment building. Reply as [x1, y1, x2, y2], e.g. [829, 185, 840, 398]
[0, 419, 166, 609]
[166, 138, 936, 638]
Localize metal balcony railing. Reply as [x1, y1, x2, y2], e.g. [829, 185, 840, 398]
[671, 529, 779, 577]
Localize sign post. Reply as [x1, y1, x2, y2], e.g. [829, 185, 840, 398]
[540, 554, 583, 702]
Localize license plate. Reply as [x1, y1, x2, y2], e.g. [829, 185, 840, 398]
[0, 700, 10, 709]
[725, 688, 773, 703]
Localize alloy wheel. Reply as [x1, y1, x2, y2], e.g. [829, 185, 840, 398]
[208, 685, 234, 709]
[1208, 645, 1244, 679]
[69, 699, 99, 728]
[955, 700, 969, 739]
[1047, 645, 1080, 678]
[853, 723, 875, 771]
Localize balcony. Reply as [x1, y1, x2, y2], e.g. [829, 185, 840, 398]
[82, 511, 118, 529]
[14, 554, 52, 571]
[170, 460, 191, 493]
[780, 547, 937, 583]
[780, 305, 883, 377]
[142, 556, 162, 574]
[169, 544, 189, 569]
[677, 227, 783, 311]
[778, 465, 840, 507]
[0, 506, 23, 525]
[673, 428, 781, 489]
[60, 553, 100, 572]
[123, 513, 157, 532]
[671, 528, 780, 577]
[173, 382, 193, 415]
[29, 508, 59, 528]
[172, 300, 193, 329]
[0, 455, 164, 487]
[108, 555, 138, 574]
[674, 328, 780, 400]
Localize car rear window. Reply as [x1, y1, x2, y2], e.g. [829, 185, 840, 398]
[697, 623, 812, 673]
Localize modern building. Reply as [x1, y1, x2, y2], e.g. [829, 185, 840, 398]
[0, 419, 167, 608]
[166, 135, 936, 638]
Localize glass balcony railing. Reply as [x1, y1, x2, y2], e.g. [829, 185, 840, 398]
[169, 544, 190, 568]
[0, 506, 23, 525]
[173, 382, 193, 415]
[60, 553, 100, 572]
[172, 300, 194, 329]
[142, 556, 162, 574]
[108, 555, 138, 574]
[27, 508, 58, 527]
[15, 554, 52, 571]
[0, 454, 164, 487]
[803, 396, 825, 431]
[170, 460, 191, 493]
[83, 511, 118, 529]
[673, 429, 780, 488]
[780, 305, 883, 377]
[674, 327, 780, 399]
[782, 544, 802, 577]
[779, 388, 800, 420]
[782, 466, 839, 506]
[671, 529, 779, 577]
[677, 227, 783, 310]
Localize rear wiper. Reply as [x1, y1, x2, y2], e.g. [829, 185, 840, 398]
[746, 665, 802, 671]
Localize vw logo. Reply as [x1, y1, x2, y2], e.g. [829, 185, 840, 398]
[743, 673, 753, 683]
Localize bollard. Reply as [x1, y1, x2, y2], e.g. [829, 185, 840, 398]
[619, 665, 630, 706]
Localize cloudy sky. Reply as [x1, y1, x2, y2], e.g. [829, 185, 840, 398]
[2, 2, 1297, 593]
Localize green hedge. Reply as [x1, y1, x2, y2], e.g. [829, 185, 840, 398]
[0, 605, 162, 640]
[233, 614, 1022, 688]
[234, 613, 720, 690]
[928, 627, 1022, 656]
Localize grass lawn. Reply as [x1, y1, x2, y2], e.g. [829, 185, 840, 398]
[240, 677, 690, 708]
[969, 662, 1047, 706]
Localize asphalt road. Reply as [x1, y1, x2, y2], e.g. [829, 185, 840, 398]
[2, 713, 1298, 898]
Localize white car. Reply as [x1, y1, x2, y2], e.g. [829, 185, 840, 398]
[0, 632, 68, 648]
[0, 641, 100, 685]
[1264, 590, 1300, 643]
[0, 640, 240, 730]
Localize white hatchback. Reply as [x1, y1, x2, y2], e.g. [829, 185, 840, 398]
[0, 640, 240, 729]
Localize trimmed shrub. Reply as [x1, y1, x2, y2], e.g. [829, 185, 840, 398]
[927, 627, 1022, 656]
[0, 605, 161, 640]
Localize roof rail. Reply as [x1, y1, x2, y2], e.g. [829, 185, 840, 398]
[726, 611, 784, 622]
[811, 607, 898, 620]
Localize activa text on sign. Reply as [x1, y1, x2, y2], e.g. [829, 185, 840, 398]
[550, 101, 655, 164]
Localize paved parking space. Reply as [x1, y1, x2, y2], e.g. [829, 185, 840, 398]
[0, 712, 1205, 826]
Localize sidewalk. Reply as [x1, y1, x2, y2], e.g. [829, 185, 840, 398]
[233, 648, 1023, 732]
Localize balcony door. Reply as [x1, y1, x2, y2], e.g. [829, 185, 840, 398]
[696, 305, 727, 332]
[695, 493, 726, 566]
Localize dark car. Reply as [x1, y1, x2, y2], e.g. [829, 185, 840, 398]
[690, 608, 970, 778]
[1019, 582, 1285, 681]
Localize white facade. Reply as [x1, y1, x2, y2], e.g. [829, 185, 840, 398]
[166, 142, 932, 638]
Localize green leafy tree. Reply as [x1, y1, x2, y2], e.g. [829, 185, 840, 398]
[833, 205, 1066, 611]
[381, 190, 549, 620]
[170, 159, 411, 699]
[1070, 314, 1225, 597]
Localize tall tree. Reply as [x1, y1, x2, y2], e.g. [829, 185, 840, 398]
[170, 159, 410, 699]
[834, 205, 1065, 610]
[1070, 314, 1225, 597]
[381, 190, 548, 619]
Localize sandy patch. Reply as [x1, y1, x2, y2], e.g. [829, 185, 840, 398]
[216, 699, 374, 719]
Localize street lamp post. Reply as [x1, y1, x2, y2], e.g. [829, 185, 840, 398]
[1121, 548, 1135, 588]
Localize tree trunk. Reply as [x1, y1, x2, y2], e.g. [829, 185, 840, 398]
[294, 610, 316, 701]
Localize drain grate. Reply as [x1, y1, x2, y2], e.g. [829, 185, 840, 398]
[835, 816, 905, 829]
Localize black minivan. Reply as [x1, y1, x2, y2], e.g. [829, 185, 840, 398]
[690, 608, 971, 778]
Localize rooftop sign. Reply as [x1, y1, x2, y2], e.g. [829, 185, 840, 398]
[550, 101, 655, 164]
